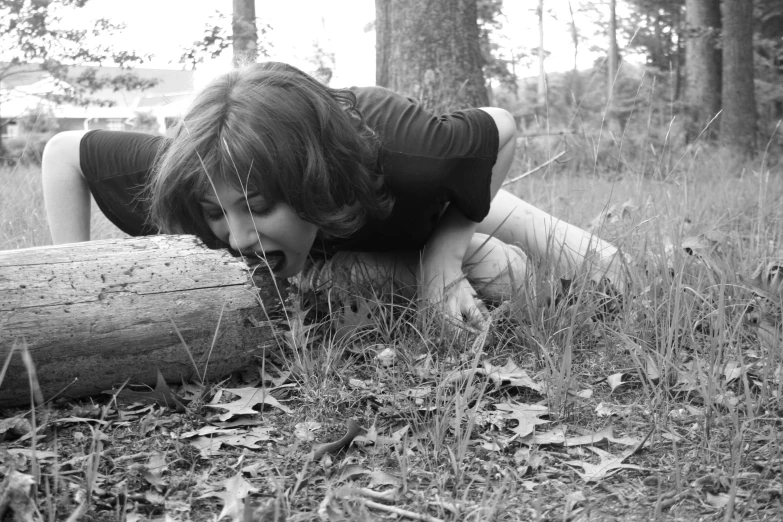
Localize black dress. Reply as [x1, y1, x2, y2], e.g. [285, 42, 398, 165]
[78, 86, 499, 254]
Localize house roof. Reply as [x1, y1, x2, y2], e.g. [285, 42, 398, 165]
[0, 63, 195, 120]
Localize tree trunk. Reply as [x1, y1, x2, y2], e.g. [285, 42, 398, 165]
[673, 6, 684, 102]
[375, 0, 488, 113]
[720, 0, 757, 155]
[684, 0, 722, 140]
[537, 0, 546, 107]
[0, 235, 283, 408]
[607, 0, 618, 114]
[232, 0, 258, 66]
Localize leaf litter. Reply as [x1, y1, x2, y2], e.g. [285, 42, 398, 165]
[6, 249, 783, 522]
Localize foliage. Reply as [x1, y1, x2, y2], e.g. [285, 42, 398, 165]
[477, 0, 526, 92]
[755, 0, 783, 130]
[178, 10, 272, 69]
[2, 132, 51, 164]
[307, 41, 335, 86]
[128, 111, 161, 135]
[1, 108, 59, 164]
[623, 0, 684, 71]
[0, 0, 158, 108]
[17, 107, 59, 134]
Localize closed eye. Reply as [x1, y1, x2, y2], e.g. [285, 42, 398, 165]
[201, 205, 225, 222]
[201, 204, 275, 222]
[248, 203, 275, 218]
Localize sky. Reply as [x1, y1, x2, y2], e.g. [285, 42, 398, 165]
[58, 0, 610, 90]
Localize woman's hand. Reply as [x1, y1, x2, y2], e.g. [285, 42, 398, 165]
[420, 248, 489, 332]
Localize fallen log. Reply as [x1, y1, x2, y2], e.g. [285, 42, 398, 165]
[0, 235, 285, 408]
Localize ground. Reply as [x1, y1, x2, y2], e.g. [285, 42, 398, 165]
[1, 143, 782, 521]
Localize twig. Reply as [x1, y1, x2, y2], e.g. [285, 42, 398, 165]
[59, 450, 110, 469]
[312, 419, 363, 461]
[113, 451, 158, 464]
[362, 499, 444, 522]
[502, 150, 566, 187]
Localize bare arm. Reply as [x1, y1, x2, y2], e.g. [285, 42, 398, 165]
[420, 108, 517, 325]
[42, 131, 91, 244]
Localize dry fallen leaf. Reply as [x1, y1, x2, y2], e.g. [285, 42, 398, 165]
[108, 370, 189, 412]
[576, 389, 593, 399]
[723, 360, 742, 383]
[207, 387, 292, 421]
[199, 472, 259, 521]
[607, 373, 628, 392]
[644, 354, 660, 383]
[338, 463, 370, 482]
[566, 445, 645, 482]
[353, 424, 408, 451]
[564, 425, 640, 447]
[142, 452, 168, 491]
[294, 421, 322, 442]
[368, 470, 403, 487]
[483, 359, 544, 393]
[519, 425, 566, 445]
[495, 402, 549, 438]
[334, 296, 378, 341]
[705, 492, 730, 509]
[0, 417, 32, 442]
[0, 469, 39, 522]
[181, 426, 273, 457]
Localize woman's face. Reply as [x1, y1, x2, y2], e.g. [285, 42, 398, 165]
[199, 179, 318, 278]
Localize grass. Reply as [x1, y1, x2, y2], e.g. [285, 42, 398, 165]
[0, 134, 782, 521]
[0, 162, 127, 250]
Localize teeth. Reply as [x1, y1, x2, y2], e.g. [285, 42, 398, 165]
[272, 255, 286, 272]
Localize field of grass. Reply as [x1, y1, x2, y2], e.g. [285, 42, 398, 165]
[0, 163, 127, 250]
[1, 138, 782, 521]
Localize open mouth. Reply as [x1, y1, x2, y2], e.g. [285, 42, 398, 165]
[252, 250, 285, 273]
[265, 251, 287, 272]
[241, 250, 287, 273]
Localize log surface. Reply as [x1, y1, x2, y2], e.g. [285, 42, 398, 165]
[0, 235, 284, 408]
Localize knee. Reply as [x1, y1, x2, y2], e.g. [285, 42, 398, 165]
[465, 236, 528, 301]
[42, 131, 85, 186]
[479, 107, 516, 149]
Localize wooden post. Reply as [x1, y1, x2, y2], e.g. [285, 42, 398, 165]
[0, 235, 285, 408]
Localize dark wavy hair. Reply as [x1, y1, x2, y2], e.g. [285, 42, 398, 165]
[148, 61, 391, 242]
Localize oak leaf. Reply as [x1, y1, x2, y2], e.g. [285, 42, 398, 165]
[199, 473, 259, 521]
[566, 446, 645, 482]
[207, 387, 291, 421]
[495, 401, 549, 438]
[484, 359, 543, 392]
[108, 370, 189, 412]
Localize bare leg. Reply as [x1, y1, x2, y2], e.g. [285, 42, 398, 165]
[295, 234, 529, 304]
[42, 131, 91, 244]
[478, 189, 629, 292]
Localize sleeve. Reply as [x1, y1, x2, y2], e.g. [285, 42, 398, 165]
[353, 87, 499, 223]
[79, 130, 169, 236]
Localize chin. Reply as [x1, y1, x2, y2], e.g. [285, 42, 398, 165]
[276, 259, 303, 279]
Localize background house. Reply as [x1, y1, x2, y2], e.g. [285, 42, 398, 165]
[0, 64, 195, 139]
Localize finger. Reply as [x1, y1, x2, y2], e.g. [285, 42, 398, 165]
[464, 300, 489, 330]
[442, 312, 481, 337]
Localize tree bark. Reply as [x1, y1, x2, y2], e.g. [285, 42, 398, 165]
[607, 0, 619, 115]
[537, 0, 546, 107]
[0, 235, 284, 408]
[684, 0, 722, 140]
[375, 0, 488, 113]
[233, 0, 258, 66]
[720, 0, 757, 155]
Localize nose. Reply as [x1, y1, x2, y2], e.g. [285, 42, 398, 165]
[225, 214, 261, 253]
